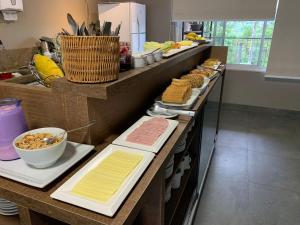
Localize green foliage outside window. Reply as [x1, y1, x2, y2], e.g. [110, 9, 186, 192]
[203, 21, 275, 68]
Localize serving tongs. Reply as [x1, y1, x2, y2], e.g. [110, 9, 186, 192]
[63, 15, 122, 37]
[67, 13, 79, 36]
[198, 65, 223, 73]
[150, 103, 195, 117]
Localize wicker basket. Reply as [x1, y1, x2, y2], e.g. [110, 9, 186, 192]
[60, 36, 120, 83]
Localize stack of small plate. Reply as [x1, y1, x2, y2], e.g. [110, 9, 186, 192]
[0, 198, 18, 216]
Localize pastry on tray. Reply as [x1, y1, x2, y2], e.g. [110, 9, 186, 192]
[162, 79, 192, 104]
[181, 73, 204, 88]
[205, 58, 221, 63]
[202, 58, 222, 68]
[190, 68, 212, 78]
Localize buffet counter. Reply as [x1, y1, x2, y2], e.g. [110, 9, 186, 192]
[0, 45, 227, 225]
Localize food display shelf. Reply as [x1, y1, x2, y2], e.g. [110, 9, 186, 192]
[165, 160, 197, 225]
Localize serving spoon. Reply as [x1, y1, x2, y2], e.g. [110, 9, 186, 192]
[43, 120, 96, 145]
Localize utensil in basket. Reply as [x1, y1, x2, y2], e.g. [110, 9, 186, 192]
[114, 23, 122, 36]
[95, 20, 102, 36]
[67, 13, 79, 35]
[102, 21, 112, 36]
[61, 28, 70, 36]
[152, 103, 195, 117]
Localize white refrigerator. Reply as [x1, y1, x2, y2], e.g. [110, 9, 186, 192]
[98, 2, 146, 53]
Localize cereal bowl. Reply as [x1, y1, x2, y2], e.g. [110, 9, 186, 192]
[13, 128, 67, 169]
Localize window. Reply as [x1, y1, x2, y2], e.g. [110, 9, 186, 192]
[202, 21, 275, 68]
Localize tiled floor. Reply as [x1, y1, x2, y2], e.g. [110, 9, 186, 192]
[194, 106, 300, 225]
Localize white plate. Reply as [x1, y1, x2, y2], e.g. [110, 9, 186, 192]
[194, 77, 210, 94]
[51, 145, 155, 217]
[0, 204, 17, 209]
[146, 109, 178, 119]
[0, 142, 94, 188]
[113, 116, 178, 153]
[163, 43, 198, 58]
[0, 206, 18, 212]
[0, 199, 14, 203]
[156, 89, 201, 108]
[0, 210, 18, 216]
[0, 202, 16, 208]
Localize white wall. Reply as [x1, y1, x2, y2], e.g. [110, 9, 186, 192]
[267, 0, 300, 77]
[0, 0, 172, 49]
[0, 0, 99, 49]
[222, 65, 300, 111]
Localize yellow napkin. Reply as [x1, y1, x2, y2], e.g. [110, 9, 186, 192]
[72, 151, 143, 202]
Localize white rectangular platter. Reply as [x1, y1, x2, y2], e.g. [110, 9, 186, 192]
[208, 71, 219, 80]
[51, 145, 155, 217]
[156, 88, 201, 108]
[196, 77, 210, 94]
[0, 142, 94, 188]
[196, 66, 219, 80]
[112, 116, 178, 153]
[198, 63, 222, 71]
[163, 43, 198, 58]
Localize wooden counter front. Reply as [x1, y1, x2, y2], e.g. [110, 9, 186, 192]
[52, 45, 212, 100]
[0, 45, 226, 146]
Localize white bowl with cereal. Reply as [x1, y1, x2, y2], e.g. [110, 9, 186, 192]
[13, 128, 67, 169]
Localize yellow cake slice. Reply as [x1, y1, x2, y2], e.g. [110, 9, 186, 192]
[162, 79, 192, 104]
[72, 150, 144, 203]
[181, 74, 204, 88]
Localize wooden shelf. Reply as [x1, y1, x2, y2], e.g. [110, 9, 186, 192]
[52, 45, 212, 100]
[165, 160, 197, 225]
[0, 214, 20, 225]
[165, 126, 197, 186]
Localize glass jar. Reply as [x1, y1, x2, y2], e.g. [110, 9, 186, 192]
[0, 98, 28, 160]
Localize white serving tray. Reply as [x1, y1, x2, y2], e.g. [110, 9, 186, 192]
[208, 71, 219, 80]
[196, 77, 210, 94]
[196, 66, 219, 80]
[163, 43, 198, 58]
[113, 116, 178, 153]
[199, 62, 221, 71]
[156, 89, 201, 108]
[51, 145, 155, 217]
[146, 109, 178, 119]
[0, 142, 94, 188]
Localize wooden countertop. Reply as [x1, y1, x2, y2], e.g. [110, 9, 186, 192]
[52, 44, 212, 100]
